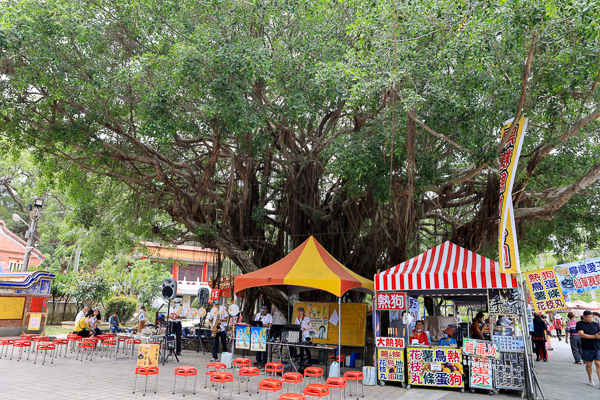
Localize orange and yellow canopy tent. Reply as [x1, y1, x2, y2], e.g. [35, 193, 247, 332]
[234, 236, 374, 297]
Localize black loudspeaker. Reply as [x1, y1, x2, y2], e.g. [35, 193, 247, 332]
[161, 278, 177, 300]
[197, 287, 210, 305]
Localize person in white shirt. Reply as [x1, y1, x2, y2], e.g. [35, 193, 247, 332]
[496, 315, 513, 327]
[209, 300, 229, 362]
[135, 305, 147, 333]
[294, 307, 313, 362]
[170, 299, 183, 355]
[75, 305, 90, 326]
[254, 305, 272, 366]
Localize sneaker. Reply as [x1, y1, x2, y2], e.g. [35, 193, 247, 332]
[588, 381, 596, 386]
[210, 358, 216, 362]
[543, 359, 548, 362]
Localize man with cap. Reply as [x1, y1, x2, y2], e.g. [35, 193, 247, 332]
[170, 298, 183, 355]
[576, 310, 600, 386]
[293, 307, 313, 362]
[209, 300, 229, 362]
[254, 305, 273, 366]
[438, 328, 457, 346]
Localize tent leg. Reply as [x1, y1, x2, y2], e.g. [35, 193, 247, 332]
[338, 296, 341, 374]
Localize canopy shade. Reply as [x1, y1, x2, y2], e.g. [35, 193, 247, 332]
[234, 236, 374, 297]
[376, 241, 518, 292]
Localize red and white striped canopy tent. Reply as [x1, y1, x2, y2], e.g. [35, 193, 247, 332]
[376, 242, 518, 292]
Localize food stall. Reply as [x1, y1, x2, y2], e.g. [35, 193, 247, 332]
[374, 241, 528, 393]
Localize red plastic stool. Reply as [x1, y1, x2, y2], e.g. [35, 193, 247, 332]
[233, 357, 252, 378]
[259, 378, 283, 400]
[127, 338, 142, 358]
[343, 371, 364, 398]
[265, 362, 284, 377]
[173, 366, 198, 396]
[32, 335, 49, 352]
[239, 366, 261, 395]
[209, 371, 234, 400]
[328, 355, 345, 364]
[205, 362, 227, 388]
[34, 343, 57, 365]
[326, 377, 347, 400]
[21, 334, 37, 341]
[304, 384, 330, 399]
[303, 367, 323, 385]
[11, 340, 32, 361]
[279, 394, 307, 400]
[77, 341, 95, 361]
[0, 339, 15, 359]
[133, 366, 159, 395]
[52, 339, 69, 358]
[101, 339, 117, 358]
[282, 372, 304, 393]
[68, 334, 83, 353]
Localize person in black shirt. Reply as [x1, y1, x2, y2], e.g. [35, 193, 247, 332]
[576, 310, 600, 386]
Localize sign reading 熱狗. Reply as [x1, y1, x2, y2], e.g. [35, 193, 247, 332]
[376, 292, 406, 310]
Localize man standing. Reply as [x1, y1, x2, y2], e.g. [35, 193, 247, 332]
[75, 305, 90, 325]
[209, 300, 229, 362]
[295, 307, 313, 362]
[254, 305, 272, 367]
[576, 310, 600, 386]
[566, 312, 582, 364]
[170, 298, 183, 356]
[109, 312, 121, 333]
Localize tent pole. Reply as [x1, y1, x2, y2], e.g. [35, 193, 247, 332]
[338, 296, 341, 367]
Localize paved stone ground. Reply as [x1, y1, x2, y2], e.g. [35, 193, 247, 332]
[0, 334, 595, 399]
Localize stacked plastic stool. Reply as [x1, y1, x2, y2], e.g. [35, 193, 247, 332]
[205, 362, 227, 388]
[209, 371, 234, 400]
[34, 343, 57, 365]
[173, 366, 199, 396]
[282, 372, 304, 393]
[343, 371, 364, 398]
[259, 378, 283, 400]
[265, 362, 284, 377]
[326, 377, 347, 400]
[304, 384, 330, 399]
[303, 367, 323, 385]
[11, 340, 32, 361]
[52, 338, 69, 357]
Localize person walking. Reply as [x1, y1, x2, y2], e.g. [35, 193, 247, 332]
[576, 310, 600, 386]
[554, 313, 564, 341]
[565, 312, 582, 364]
[532, 313, 548, 362]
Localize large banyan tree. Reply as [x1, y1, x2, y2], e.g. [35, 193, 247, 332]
[1, 0, 599, 309]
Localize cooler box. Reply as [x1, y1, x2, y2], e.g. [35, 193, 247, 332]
[137, 344, 160, 367]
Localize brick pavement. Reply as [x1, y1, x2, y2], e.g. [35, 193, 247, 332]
[0, 339, 527, 400]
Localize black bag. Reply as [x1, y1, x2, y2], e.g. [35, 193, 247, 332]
[297, 361, 312, 375]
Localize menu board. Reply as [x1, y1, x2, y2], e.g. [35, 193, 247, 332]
[463, 338, 500, 359]
[236, 325, 250, 349]
[496, 351, 525, 390]
[525, 267, 567, 313]
[492, 336, 525, 351]
[377, 348, 405, 382]
[553, 256, 600, 295]
[297, 302, 366, 347]
[407, 348, 463, 388]
[469, 356, 493, 390]
[488, 289, 519, 315]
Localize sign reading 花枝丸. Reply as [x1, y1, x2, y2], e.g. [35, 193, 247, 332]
[525, 267, 567, 313]
[498, 117, 528, 274]
[553, 256, 600, 295]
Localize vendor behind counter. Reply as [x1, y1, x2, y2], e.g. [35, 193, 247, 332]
[409, 320, 430, 345]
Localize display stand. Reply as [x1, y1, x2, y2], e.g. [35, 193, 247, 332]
[375, 337, 405, 387]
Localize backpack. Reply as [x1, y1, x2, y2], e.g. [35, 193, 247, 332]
[297, 360, 312, 375]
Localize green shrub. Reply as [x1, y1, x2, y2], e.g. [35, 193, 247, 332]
[104, 296, 138, 323]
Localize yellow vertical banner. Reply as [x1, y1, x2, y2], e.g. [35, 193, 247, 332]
[498, 117, 528, 274]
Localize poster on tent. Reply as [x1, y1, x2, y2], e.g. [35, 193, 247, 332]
[407, 348, 463, 388]
[303, 302, 329, 340]
[236, 325, 250, 350]
[377, 348, 405, 382]
[250, 327, 267, 352]
[469, 356, 493, 390]
[525, 267, 567, 313]
[553, 256, 600, 295]
[488, 289, 519, 315]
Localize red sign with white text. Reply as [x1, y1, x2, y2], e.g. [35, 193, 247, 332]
[376, 337, 405, 349]
[209, 289, 221, 304]
[376, 292, 406, 310]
